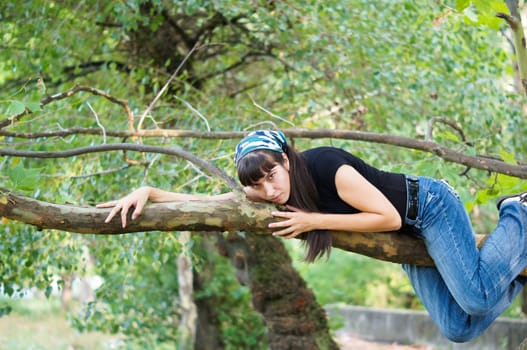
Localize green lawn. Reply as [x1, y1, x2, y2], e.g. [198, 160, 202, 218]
[0, 297, 121, 350]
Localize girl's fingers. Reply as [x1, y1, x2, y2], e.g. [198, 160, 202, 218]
[131, 200, 146, 220]
[272, 224, 296, 236]
[273, 228, 300, 239]
[99, 200, 143, 228]
[269, 216, 292, 229]
[272, 228, 290, 237]
[271, 211, 292, 219]
[121, 204, 133, 228]
[104, 206, 121, 223]
[285, 205, 301, 212]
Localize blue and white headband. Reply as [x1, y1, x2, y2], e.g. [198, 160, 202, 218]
[235, 130, 287, 166]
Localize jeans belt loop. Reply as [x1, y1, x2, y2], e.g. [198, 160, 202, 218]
[406, 175, 419, 221]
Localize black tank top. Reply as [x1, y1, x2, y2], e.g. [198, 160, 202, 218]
[302, 147, 408, 223]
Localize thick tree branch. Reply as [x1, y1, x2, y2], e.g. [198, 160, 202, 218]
[0, 189, 525, 276]
[2, 130, 526, 178]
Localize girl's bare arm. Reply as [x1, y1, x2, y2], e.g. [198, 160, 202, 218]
[97, 186, 235, 228]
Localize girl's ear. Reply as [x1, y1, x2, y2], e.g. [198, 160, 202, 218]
[282, 152, 290, 171]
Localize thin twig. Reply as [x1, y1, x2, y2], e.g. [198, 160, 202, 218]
[137, 43, 203, 131]
[40, 85, 134, 130]
[249, 94, 295, 127]
[141, 154, 161, 184]
[86, 102, 107, 144]
[174, 95, 211, 132]
[426, 116, 470, 145]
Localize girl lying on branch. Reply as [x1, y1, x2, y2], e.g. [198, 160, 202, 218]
[98, 129, 527, 343]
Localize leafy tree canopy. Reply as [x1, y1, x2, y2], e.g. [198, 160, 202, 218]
[1, 0, 526, 347]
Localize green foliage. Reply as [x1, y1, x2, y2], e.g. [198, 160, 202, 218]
[71, 233, 183, 342]
[455, 0, 509, 29]
[289, 242, 421, 310]
[1, 0, 527, 346]
[194, 246, 268, 350]
[5, 162, 42, 192]
[69, 234, 267, 349]
[0, 220, 85, 301]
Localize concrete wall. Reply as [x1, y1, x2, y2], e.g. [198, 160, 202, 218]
[325, 304, 527, 350]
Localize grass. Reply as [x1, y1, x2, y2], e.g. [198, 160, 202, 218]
[0, 297, 122, 350]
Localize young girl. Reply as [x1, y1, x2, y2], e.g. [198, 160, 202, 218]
[98, 129, 527, 342]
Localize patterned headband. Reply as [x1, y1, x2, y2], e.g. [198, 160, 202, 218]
[234, 130, 287, 166]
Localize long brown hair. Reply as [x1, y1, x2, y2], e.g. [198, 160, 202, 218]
[237, 146, 332, 262]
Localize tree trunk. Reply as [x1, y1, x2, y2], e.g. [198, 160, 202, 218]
[177, 232, 197, 349]
[498, 1, 527, 327]
[217, 233, 339, 350]
[193, 235, 225, 350]
[60, 274, 73, 311]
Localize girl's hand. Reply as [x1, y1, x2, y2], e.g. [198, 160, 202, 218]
[269, 205, 318, 239]
[96, 187, 151, 228]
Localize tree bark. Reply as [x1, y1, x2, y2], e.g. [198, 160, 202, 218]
[498, 2, 527, 331]
[217, 232, 339, 350]
[177, 232, 197, 349]
[498, 0, 527, 96]
[1, 188, 526, 276]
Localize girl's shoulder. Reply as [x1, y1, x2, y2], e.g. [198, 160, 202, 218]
[302, 146, 359, 163]
[302, 146, 363, 180]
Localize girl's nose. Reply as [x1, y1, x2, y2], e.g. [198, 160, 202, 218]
[263, 182, 274, 197]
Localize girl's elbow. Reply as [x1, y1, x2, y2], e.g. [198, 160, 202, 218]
[386, 214, 402, 231]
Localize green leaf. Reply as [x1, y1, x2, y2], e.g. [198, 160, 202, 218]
[6, 163, 42, 192]
[7, 100, 26, 115]
[455, 0, 471, 11]
[498, 149, 518, 164]
[474, 0, 508, 29]
[0, 304, 12, 317]
[25, 101, 42, 112]
[45, 285, 53, 298]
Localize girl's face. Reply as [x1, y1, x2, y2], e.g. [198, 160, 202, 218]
[240, 153, 291, 205]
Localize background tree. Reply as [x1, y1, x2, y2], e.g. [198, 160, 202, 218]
[1, 0, 527, 349]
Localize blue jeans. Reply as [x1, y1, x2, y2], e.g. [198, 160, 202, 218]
[402, 176, 527, 342]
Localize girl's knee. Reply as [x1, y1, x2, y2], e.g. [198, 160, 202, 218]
[439, 321, 478, 343]
[460, 298, 491, 316]
[443, 330, 476, 343]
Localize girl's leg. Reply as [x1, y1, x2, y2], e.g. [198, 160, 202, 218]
[402, 264, 526, 342]
[407, 178, 527, 339]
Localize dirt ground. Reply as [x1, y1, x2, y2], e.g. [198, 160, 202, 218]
[336, 332, 433, 350]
